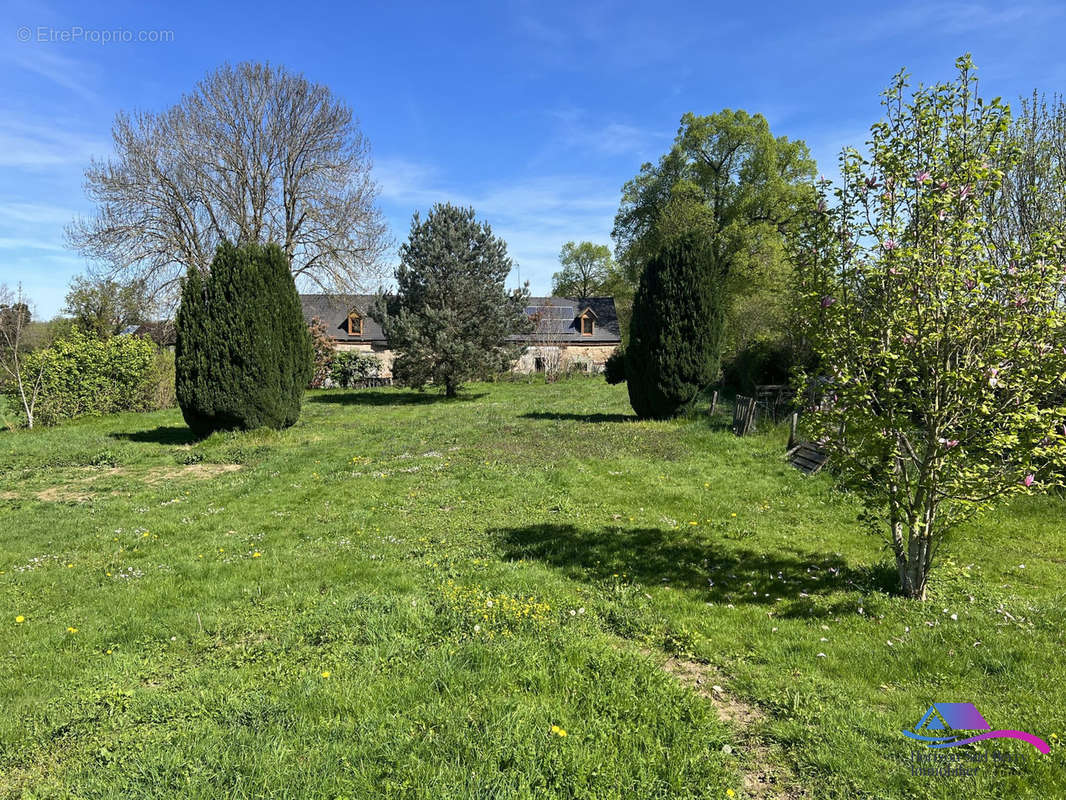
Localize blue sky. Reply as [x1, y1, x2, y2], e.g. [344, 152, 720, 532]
[2, 0, 1065, 317]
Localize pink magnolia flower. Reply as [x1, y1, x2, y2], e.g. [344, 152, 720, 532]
[882, 238, 899, 251]
[888, 267, 901, 276]
[963, 278, 976, 290]
[937, 209, 947, 221]
[865, 177, 879, 190]
[938, 438, 959, 448]
[959, 185, 973, 200]
[1022, 474, 1035, 488]
[937, 180, 949, 191]
[915, 170, 931, 184]
[821, 296, 837, 308]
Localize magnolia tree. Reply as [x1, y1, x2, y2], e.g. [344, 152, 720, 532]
[795, 57, 1066, 600]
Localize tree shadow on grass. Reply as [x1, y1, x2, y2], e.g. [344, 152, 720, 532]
[308, 391, 487, 407]
[110, 425, 199, 445]
[520, 411, 636, 423]
[494, 523, 896, 615]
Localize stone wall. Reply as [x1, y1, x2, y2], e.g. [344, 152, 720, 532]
[331, 341, 619, 379]
[511, 344, 619, 375]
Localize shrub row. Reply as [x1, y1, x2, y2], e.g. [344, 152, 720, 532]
[17, 328, 174, 426]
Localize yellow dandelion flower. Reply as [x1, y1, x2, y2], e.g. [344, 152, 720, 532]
[252, 552, 262, 558]
[67, 626, 78, 634]
[689, 521, 698, 526]
[67, 563, 74, 568]
[106, 649, 112, 655]
[730, 513, 737, 518]
[726, 791, 736, 798]
[142, 532, 150, 538]
[15, 615, 24, 623]
[321, 670, 331, 678]
[550, 725, 567, 737]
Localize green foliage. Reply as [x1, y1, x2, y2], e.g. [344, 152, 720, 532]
[307, 317, 335, 389]
[626, 235, 722, 419]
[552, 242, 622, 298]
[63, 274, 152, 339]
[721, 340, 797, 394]
[613, 109, 816, 359]
[0, 302, 31, 332]
[373, 203, 530, 397]
[795, 56, 1066, 599]
[147, 349, 176, 410]
[603, 347, 626, 385]
[17, 327, 161, 425]
[175, 241, 312, 436]
[328, 351, 381, 388]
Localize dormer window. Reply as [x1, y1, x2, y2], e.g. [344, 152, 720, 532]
[347, 311, 363, 337]
[578, 308, 596, 336]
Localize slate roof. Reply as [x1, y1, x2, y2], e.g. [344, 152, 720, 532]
[511, 296, 621, 344]
[299, 294, 621, 345]
[300, 294, 388, 344]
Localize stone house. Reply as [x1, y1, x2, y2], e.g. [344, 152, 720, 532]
[299, 294, 621, 379]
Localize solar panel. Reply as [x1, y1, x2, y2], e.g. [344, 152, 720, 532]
[525, 305, 574, 319]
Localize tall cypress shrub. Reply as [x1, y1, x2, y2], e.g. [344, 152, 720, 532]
[175, 241, 312, 435]
[626, 234, 722, 419]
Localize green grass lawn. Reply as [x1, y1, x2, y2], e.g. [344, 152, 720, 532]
[0, 379, 1063, 799]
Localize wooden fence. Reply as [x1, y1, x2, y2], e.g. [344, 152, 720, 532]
[732, 394, 758, 436]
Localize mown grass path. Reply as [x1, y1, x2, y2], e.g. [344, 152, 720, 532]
[0, 380, 1062, 798]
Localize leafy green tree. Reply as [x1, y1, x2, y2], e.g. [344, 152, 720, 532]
[373, 204, 530, 397]
[613, 110, 815, 363]
[63, 275, 152, 338]
[307, 317, 335, 389]
[552, 242, 614, 297]
[175, 241, 311, 435]
[795, 57, 1066, 600]
[626, 234, 722, 418]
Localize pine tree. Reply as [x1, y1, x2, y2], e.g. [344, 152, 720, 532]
[175, 241, 312, 435]
[372, 204, 530, 397]
[626, 234, 723, 418]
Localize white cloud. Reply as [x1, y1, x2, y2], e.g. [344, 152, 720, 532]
[6, 47, 99, 103]
[0, 202, 77, 225]
[0, 236, 66, 252]
[0, 117, 109, 168]
[547, 109, 667, 159]
[373, 157, 620, 293]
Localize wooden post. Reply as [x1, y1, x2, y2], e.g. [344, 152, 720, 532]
[788, 411, 798, 450]
[710, 390, 718, 416]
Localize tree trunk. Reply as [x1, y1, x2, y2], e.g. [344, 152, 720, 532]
[894, 516, 933, 600]
[445, 381, 457, 398]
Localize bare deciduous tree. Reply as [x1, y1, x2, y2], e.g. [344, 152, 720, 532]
[68, 62, 391, 306]
[0, 284, 46, 429]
